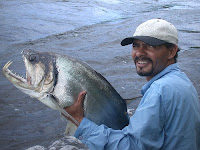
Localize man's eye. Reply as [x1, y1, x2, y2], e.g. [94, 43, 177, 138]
[146, 44, 155, 49]
[132, 43, 140, 47]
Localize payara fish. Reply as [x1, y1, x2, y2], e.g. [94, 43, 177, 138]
[2, 49, 129, 135]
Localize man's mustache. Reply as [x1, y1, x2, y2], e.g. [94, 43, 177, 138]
[134, 56, 152, 64]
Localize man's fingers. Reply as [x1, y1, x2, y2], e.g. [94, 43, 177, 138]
[62, 91, 86, 125]
[77, 91, 87, 105]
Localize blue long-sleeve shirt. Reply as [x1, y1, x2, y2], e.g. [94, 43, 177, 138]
[75, 64, 200, 150]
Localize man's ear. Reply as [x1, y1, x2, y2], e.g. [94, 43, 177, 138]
[168, 45, 178, 60]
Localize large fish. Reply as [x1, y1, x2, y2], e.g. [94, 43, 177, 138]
[2, 49, 129, 135]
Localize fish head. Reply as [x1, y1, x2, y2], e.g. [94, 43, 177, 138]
[22, 49, 55, 92]
[2, 49, 60, 109]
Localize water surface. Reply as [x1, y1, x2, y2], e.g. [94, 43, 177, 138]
[0, 0, 200, 149]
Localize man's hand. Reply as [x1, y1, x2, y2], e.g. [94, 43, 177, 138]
[63, 91, 87, 126]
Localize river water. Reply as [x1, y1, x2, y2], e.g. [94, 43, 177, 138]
[0, 0, 200, 149]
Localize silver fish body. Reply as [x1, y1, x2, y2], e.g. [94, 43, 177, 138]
[2, 49, 129, 134]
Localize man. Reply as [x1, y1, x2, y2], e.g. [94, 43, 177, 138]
[64, 19, 200, 149]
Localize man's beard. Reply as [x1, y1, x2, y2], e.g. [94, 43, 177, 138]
[136, 67, 153, 76]
[134, 56, 153, 76]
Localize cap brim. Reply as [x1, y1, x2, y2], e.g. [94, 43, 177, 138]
[121, 36, 167, 46]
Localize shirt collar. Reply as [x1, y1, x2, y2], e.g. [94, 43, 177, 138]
[141, 64, 180, 95]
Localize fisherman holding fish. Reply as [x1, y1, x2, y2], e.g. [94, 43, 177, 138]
[64, 19, 200, 149]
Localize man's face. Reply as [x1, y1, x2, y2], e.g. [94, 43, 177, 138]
[132, 40, 171, 81]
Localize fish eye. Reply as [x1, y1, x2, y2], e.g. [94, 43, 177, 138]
[29, 54, 38, 62]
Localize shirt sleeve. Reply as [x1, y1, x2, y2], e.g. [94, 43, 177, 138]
[75, 92, 166, 150]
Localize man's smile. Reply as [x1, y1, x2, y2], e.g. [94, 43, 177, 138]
[138, 60, 148, 64]
[135, 57, 152, 68]
[137, 61, 150, 68]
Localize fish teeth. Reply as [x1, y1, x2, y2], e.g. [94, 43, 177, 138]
[3, 60, 13, 70]
[2, 60, 26, 81]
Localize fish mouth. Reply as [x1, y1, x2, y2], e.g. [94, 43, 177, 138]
[2, 60, 44, 91]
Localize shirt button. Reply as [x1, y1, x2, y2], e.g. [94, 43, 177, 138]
[79, 136, 83, 140]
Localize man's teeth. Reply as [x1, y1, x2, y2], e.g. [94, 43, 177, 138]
[138, 61, 148, 64]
